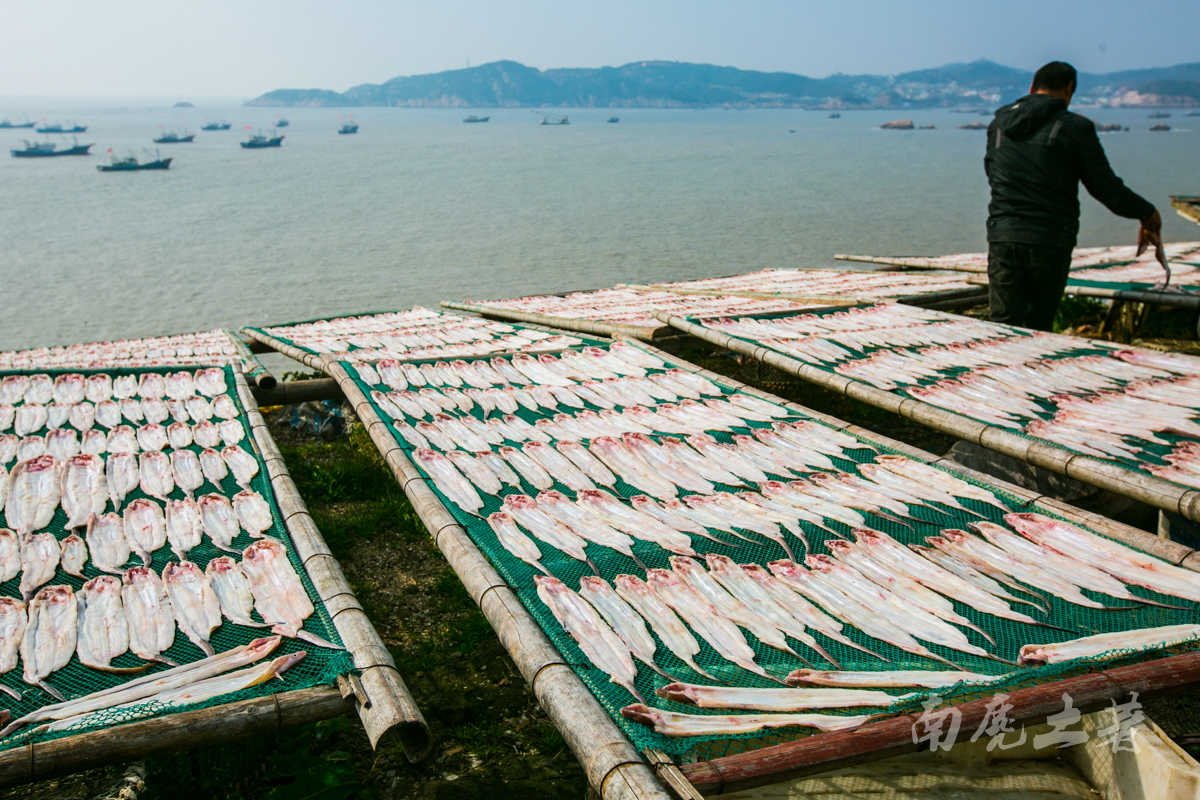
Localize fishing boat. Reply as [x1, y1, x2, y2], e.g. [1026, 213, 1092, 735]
[338, 119, 358, 134]
[11, 138, 93, 158]
[97, 150, 172, 172]
[540, 115, 569, 125]
[0, 118, 35, 129]
[153, 130, 196, 143]
[201, 120, 232, 131]
[1150, 123, 1171, 132]
[276, 118, 290, 127]
[240, 130, 284, 148]
[828, 112, 841, 119]
[1149, 111, 1172, 119]
[36, 122, 87, 134]
[607, 114, 619, 123]
[463, 115, 490, 123]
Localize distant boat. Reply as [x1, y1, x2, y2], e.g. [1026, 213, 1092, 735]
[153, 130, 195, 143]
[463, 115, 490, 123]
[241, 130, 284, 148]
[201, 120, 232, 131]
[1149, 112, 1171, 119]
[276, 118, 290, 127]
[98, 150, 172, 172]
[919, 124, 936, 130]
[828, 113, 841, 119]
[957, 122, 987, 130]
[1150, 123, 1171, 132]
[11, 138, 92, 158]
[607, 114, 619, 123]
[1187, 111, 1200, 117]
[36, 122, 87, 134]
[0, 118, 35, 129]
[1095, 123, 1126, 133]
[880, 119, 914, 130]
[338, 121, 359, 134]
[540, 115, 569, 126]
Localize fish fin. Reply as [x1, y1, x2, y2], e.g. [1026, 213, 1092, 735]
[232, 616, 271, 629]
[586, 557, 601, 577]
[150, 654, 180, 667]
[37, 680, 66, 702]
[1128, 597, 1191, 611]
[631, 552, 648, 572]
[295, 629, 345, 650]
[778, 537, 795, 561]
[984, 653, 1018, 667]
[623, 682, 647, 704]
[84, 661, 152, 675]
[869, 509, 916, 531]
[0, 684, 20, 702]
[66, 570, 85, 579]
[216, 543, 241, 555]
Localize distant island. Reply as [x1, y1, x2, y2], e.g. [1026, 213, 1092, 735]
[173, 101, 195, 108]
[246, 59, 1200, 110]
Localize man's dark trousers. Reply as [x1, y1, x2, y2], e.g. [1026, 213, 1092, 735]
[987, 243, 1074, 331]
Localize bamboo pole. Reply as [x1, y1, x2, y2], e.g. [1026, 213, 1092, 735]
[679, 651, 1200, 795]
[242, 337, 275, 355]
[833, 254, 989, 272]
[234, 367, 431, 760]
[620, 283, 868, 307]
[251, 378, 344, 406]
[652, 312, 1200, 524]
[241, 328, 327, 371]
[324, 357, 673, 800]
[1171, 196, 1200, 226]
[441, 300, 661, 341]
[0, 686, 353, 790]
[965, 274, 1200, 310]
[613, 334, 1198, 570]
[222, 330, 277, 390]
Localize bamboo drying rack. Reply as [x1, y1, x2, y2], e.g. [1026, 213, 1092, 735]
[439, 300, 675, 342]
[222, 330, 278, 390]
[0, 366, 431, 790]
[654, 311, 1200, 525]
[618, 281, 990, 312]
[960, 275, 1200, 311]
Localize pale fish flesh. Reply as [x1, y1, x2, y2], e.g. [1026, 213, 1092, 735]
[613, 574, 718, 681]
[95, 400, 121, 429]
[61, 453, 106, 531]
[60, 533, 88, 578]
[167, 422, 193, 450]
[137, 373, 166, 400]
[486, 511, 552, 576]
[199, 448, 228, 487]
[658, 682, 897, 710]
[106, 425, 140, 454]
[171, 449, 203, 500]
[124, 498, 167, 566]
[414, 448, 484, 516]
[76, 576, 140, 672]
[0, 529, 18, 582]
[87, 512, 131, 575]
[21, 585, 77, 700]
[233, 490, 274, 538]
[579, 576, 676, 680]
[15, 404, 48, 437]
[535, 575, 643, 702]
[193, 420, 221, 449]
[122, 566, 177, 665]
[68, 403, 95, 432]
[186, 397, 214, 423]
[1019, 624, 1200, 665]
[112, 375, 138, 400]
[162, 561, 222, 656]
[105, 451, 138, 512]
[17, 436, 45, 461]
[19, 533, 61, 602]
[787, 668, 999, 689]
[139, 450, 175, 501]
[165, 371, 196, 400]
[44, 427, 80, 459]
[241, 539, 340, 648]
[198, 493, 241, 553]
[194, 368, 228, 397]
[211, 394, 238, 420]
[621, 704, 875, 736]
[165, 498, 204, 561]
[80, 429, 107, 456]
[84, 374, 113, 404]
[218, 419, 245, 446]
[221, 445, 260, 491]
[206, 556, 269, 627]
[0, 597, 25, 700]
[141, 399, 170, 425]
[6, 455, 63, 536]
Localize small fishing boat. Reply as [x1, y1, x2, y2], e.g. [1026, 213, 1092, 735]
[463, 115, 490, 123]
[1150, 123, 1171, 132]
[11, 138, 92, 158]
[540, 115, 569, 125]
[607, 114, 619, 123]
[0, 118, 35, 129]
[1149, 112, 1171, 119]
[241, 130, 284, 148]
[153, 130, 195, 143]
[201, 120, 232, 131]
[338, 122, 358, 134]
[276, 118, 290, 127]
[36, 122, 87, 134]
[828, 113, 841, 119]
[97, 150, 173, 172]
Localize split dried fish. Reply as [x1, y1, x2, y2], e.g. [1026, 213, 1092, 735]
[172, 449, 204, 499]
[61, 453, 106, 531]
[60, 533, 88, 578]
[105, 451, 138, 512]
[241, 538, 340, 648]
[6, 454, 62, 536]
[580, 576, 676, 681]
[0, 597, 25, 701]
[87, 512, 131, 574]
[199, 447, 228, 487]
[206, 556, 268, 627]
[19, 533, 61, 602]
[76, 576, 140, 672]
[658, 682, 896, 711]
[139, 450, 175, 501]
[21, 584, 77, 700]
[124, 498, 167, 566]
[165, 498, 204, 560]
[786, 668, 998, 689]
[1020, 624, 1200, 665]
[162, 561, 222, 656]
[122, 566, 177, 665]
[221, 445, 259, 490]
[621, 703, 874, 736]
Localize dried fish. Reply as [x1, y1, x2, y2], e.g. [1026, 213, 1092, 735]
[621, 703, 874, 736]
[124, 498, 167, 566]
[502, 494, 597, 571]
[19, 533, 61, 602]
[87, 512, 131, 574]
[61, 453, 106, 531]
[165, 498, 204, 561]
[233, 490, 274, 538]
[60, 533, 88, 578]
[121, 566, 177, 666]
[0, 597, 25, 701]
[658, 682, 896, 711]
[198, 493, 241, 553]
[15, 404, 48, 437]
[172, 449, 204, 500]
[241, 539, 340, 648]
[221, 445, 259, 490]
[218, 419, 245, 446]
[211, 394, 238, 420]
[139, 450, 175, 501]
[21, 585, 76, 700]
[580, 576, 676, 680]
[1020, 624, 1200, 665]
[106, 425, 140, 454]
[194, 368, 228, 397]
[199, 448, 228, 488]
[105, 451, 138, 512]
[45, 427, 80, 460]
[162, 561, 222, 657]
[206, 557, 268, 627]
[167, 422, 193, 450]
[76, 576, 140, 672]
[786, 668, 998, 689]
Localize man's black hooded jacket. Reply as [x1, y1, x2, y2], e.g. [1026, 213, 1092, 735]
[985, 94, 1154, 248]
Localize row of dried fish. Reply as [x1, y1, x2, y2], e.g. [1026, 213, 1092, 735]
[0, 369, 229, 407]
[0, 331, 239, 371]
[0, 395, 241, 438]
[1, 418, 248, 464]
[460, 288, 817, 329]
[646, 269, 978, 301]
[0, 537, 335, 705]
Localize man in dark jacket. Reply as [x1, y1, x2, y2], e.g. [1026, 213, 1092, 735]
[984, 61, 1161, 330]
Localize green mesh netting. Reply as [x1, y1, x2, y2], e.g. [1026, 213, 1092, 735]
[687, 304, 1199, 495]
[338, 344, 1200, 761]
[0, 364, 352, 751]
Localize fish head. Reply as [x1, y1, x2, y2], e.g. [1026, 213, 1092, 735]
[536, 490, 566, 505]
[668, 555, 699, 574]
[1002, 512, 1049, 533]
[578, 575, 605, 593]
[805, 554, 835, 570]
[24, 454, 58, 473]
[703, 553, 735, 571]
[66, 452, 100, 469]
[940, 529, 968, 543]
[852, 528, 884, 545]
[825, 539, 854, 556]
[82, 575, 121, 595]
[645, 568, 677, 589]
[244, 538, 284, 562]
[502, 494, 534, 512]
[966, 521, 1005, 539]
[35, 584, 74, 606]
[267, 650, 308, 678]
[532, 575, 565, 592]
[206, 556, 237, 575]
[524, 441, 546, 454]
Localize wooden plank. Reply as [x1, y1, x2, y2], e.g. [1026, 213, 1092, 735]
[678, 651, 1200, 795]
[235, 367, 431, 760]
[325, 359, 672, 800]
[654, 311, 1200, 525]
[0, 686, 353, 790]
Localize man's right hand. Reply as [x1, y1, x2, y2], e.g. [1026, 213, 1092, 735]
[1137, 208, 1170, 284]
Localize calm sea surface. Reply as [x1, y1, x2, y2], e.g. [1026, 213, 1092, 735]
[1, 102, 1196, 357]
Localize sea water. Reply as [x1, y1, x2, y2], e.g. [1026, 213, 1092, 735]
[1, 102, 1196, 355]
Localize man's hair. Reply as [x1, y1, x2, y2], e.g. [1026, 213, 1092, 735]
[1032, 61, 1077, 92]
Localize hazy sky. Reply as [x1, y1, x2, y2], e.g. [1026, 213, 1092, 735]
[2, 0, 1198, 98]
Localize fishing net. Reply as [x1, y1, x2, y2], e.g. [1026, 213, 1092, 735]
[682, 304, 1200, 497]
[0, 364, 352, 753]
[337, 342, 1200, 761]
